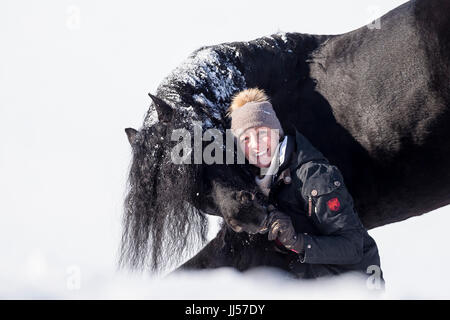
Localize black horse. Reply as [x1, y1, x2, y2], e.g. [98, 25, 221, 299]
[120, 0, 450, 274]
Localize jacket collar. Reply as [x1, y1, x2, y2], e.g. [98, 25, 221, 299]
[273, 130, 326, 181]
[291, 129, 327, 169]
[256, 130, 327, 193]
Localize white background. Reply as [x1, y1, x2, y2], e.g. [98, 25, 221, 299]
[1, 0, 448, 299]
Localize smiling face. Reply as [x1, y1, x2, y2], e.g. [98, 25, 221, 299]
[238, 126, 280, 168]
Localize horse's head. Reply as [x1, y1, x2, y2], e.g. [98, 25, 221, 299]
[225, 190, 270, 234]
[121, 93, 271, 273]
[207, 170, 270, 235]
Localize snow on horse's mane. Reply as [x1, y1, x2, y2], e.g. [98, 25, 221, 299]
[143, 32, 292, 129]
[144, 45, 246, 128]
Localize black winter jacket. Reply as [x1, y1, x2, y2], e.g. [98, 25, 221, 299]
[267, 130, 383, 281]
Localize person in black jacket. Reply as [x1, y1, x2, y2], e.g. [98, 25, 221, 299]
[228, 88, 384, 286]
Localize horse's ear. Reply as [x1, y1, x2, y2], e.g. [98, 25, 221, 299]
[125, 127, 138, 145]
[148, 93, 174, 123]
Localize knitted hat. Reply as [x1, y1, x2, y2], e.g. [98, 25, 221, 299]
[230, 101, 284, 138]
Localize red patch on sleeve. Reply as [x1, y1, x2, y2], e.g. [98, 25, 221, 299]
[327, 197, 340, 211]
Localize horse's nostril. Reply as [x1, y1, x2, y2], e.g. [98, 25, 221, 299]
[258, 227, 269, 234]
[228, 219, 241, 231]
[255, 192, 266, 203]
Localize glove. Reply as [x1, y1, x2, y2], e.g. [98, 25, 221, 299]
[267, 208, 304, 254]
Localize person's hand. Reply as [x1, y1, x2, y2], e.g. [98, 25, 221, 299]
[267, 208, 304, 254]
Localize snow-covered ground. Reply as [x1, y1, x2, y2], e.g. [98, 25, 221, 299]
[2, 0, 448, 299]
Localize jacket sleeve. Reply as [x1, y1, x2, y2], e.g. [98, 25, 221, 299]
[295, 162, 366, 265]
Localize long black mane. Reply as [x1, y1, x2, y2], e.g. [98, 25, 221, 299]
[120, 125, 207, 272]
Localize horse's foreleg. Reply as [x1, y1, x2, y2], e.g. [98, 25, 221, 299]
[174, 226, 233, 272]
